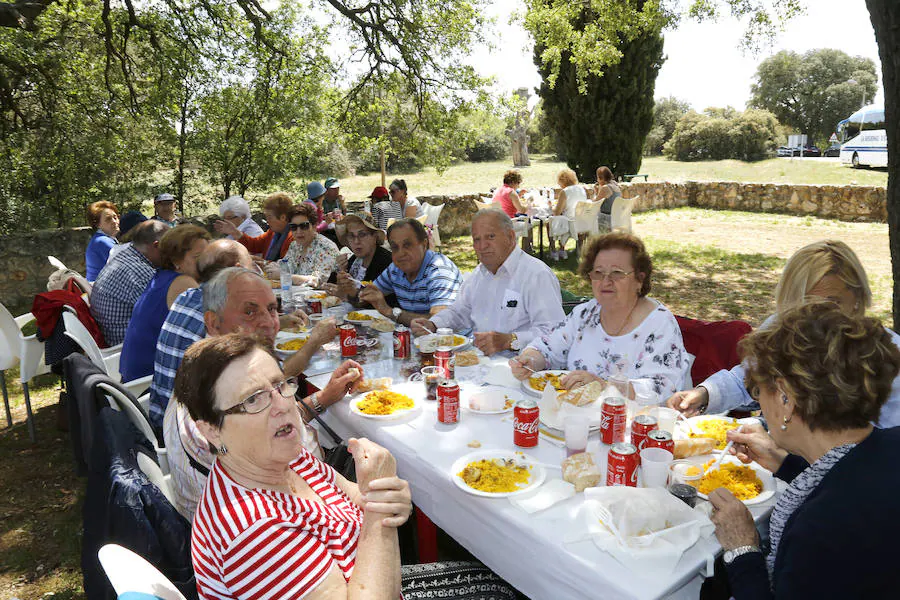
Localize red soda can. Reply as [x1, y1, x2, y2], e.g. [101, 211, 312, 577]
[339, 324, 357, 357]
[437, 379, 460, 424]
[631, 414, 658, 461]
[434, 346, 455, 380]
[643, 429, 675, 454]
[606, 442, 639, 487]
[513, 399, 540, 447]
[600, 397, 627, 445]
[308, 299, 323, 314]
[393, 326, 411, 359]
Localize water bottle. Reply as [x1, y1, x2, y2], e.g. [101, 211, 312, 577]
[279, 258, 293, 313]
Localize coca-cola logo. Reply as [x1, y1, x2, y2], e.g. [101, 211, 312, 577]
[513, 420, 539, 434]
[342, 336, 356, 347]
[600, 414, 612, 429]
[629, 467, 638, 486]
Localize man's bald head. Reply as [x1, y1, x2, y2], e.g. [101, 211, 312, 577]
[197, 239, 254, 283]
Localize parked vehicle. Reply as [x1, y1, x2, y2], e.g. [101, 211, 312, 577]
[776, 146, 794, 157]
[776, 145, 821, 157]
[838, 104, 887, 168]
[823, 144, 842, 157]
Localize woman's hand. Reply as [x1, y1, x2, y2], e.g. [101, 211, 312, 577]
[666, 387, 709, 417]
[262, 261, 280, 280]
[349, 438, 397, 493]
[709, 488, 759, 551]
[361, 476, 412, 527]
[509, 350, 546, 380]
[213, 219, 241, 239]
[319, 359, 363, 407]
[726, 422, 789, 474]
[560, 370, 603, 390]
[336, 253, 349, 272]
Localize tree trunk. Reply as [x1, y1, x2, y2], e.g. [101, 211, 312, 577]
[866, 0, 900, 329]
[175, 93, 189, 215]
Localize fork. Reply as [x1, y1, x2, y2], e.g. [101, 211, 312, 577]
[594, 504, 627, 546]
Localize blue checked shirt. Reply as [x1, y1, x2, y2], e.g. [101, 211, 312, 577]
[89, 245, 157, 345]
[149, 287, 205, 431]
[373, 249, 462, 313]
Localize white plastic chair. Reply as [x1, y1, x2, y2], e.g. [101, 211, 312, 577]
[420, 202, 445, 251]
[610, 195, 637, 233]
[472, 198, 494, 211]
[137, 451, 177, 507]
[62, 311, 118, 373]
[98, 544, 187, 600]
[548, 215, 573, 248]
[0, 302, 51, 441]
[97, 381, 169, 475]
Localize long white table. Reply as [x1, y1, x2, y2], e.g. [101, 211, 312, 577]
[306, 354, 778, 600]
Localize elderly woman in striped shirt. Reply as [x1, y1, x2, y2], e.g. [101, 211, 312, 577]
[177, 334, 410, 600]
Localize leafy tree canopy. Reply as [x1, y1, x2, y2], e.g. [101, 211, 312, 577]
[644, 96, 692, 155]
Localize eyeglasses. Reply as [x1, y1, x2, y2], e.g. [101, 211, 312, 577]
[345, 231, 373, 241]
[289, 222, 312, 231]
[589, 269, 634, 282]
[389, 188, 400, 195]
[218, 377, 299, 416]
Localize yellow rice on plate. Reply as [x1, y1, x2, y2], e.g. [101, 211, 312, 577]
[698, 461, 763, 501]
[458, 459, 532, 493]
[689, 418, 741, 450]
[347, 311, 373, 321]
[529, 373, 564, 392]
[356, 391, 415, 416]
[276, 338, 308, 351]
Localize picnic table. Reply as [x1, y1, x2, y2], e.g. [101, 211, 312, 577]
[623, 174, 649, 182]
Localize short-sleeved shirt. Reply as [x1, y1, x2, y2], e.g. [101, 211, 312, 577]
[373, 250, 462, 313]
[283, 234, 340, 287]
[371, 198, 424, 229]
[89, 245, 157, 346]
[120, 269, 180, 382]
[192, 449, 363, 599]
[148, 287, 205, 431]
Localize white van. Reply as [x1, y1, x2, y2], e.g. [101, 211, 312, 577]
[839, 104, 888, 168]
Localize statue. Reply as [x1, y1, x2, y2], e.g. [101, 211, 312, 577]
[509, 110, 531, 167]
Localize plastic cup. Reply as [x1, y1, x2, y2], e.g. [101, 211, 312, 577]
[640, 447, 674, 488]
[651, 406, 679, 434]
[564, 416, 591, 457]
[608, 373, 629, 397]
[411, 366, 445, 401]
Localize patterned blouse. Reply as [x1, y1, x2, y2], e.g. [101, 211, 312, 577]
[283, 234, 340, 287]
[527, 298, 690, 398]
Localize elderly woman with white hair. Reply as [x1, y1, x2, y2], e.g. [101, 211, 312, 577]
[218, 195, 263, 239]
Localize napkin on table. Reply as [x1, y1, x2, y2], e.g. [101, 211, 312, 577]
[510, 479, 576, 514]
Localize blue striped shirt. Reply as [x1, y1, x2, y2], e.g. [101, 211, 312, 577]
[373, 250, 462, 313]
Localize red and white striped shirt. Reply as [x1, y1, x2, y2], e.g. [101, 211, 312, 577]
[191, 448, 364, 599]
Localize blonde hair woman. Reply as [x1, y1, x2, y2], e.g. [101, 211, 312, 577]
[548, 168, 586, 261]
[666, 240, 900, 427]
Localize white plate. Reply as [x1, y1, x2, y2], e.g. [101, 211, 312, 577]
[694, 455, 776, 506]
[462, 386, 521, 414]
[521, 370, 569, 397]
[414, 333, 471, 352]
[451, 450, 547, 498]
[274, 333, 310, 358]
[675, 415, 757, 447]
[350, 390, 418, 420]
[344, 309, 384, 325]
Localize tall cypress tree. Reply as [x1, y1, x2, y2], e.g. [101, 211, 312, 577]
[535, 11, 664, 182]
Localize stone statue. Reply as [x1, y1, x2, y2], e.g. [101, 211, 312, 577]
[509, 110, 531, 167]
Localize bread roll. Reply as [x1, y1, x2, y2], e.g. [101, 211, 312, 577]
[357, 377, 392, 393]
[559, 381, 605, 407]
[673, 437, 717, 459]
[454, 350, 480, 367]
[562, 452, 602, 492]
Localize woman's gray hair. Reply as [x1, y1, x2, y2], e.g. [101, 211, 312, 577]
[472, 208, 514, 233]
[219, 195, 252, 220]
[203, 267, 265, 315]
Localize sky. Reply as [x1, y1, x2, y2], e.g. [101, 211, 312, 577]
[470, 0, 883, 111]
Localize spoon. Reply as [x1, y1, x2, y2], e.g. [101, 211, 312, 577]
[706, 425, 743, 473]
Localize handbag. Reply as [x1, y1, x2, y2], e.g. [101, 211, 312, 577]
[300, 399, 356, 482]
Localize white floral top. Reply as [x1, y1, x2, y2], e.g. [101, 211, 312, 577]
[283, 234, 340, 287]
[527, 298, 690, 397]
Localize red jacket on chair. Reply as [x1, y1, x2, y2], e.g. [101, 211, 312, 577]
[675, 316, 752, 384]
[32, 289, 107, 348]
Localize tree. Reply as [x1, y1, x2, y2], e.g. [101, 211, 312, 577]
[664, 107, 779, 161]
[749, 49, 878, 145]
[645, 96, 692, 156]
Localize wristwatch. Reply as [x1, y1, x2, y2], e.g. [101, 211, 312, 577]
[309, 392, 325, 414]
[392, 307, 402, 321]
[723, 545, 761, 564]
[509, 333, 521, 351]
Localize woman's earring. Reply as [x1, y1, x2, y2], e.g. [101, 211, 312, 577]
[219, 444, 228, 455]
[781, 415, 792, 431]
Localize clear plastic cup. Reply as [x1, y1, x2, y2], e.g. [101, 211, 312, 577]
[564, 416, 591, 457]
[651, 406, 679, 434]
[409, 366, 444, 401]
[640, 447, 674, 488]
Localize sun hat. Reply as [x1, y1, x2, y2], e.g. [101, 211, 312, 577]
[369, 186, 390, 200]
[324, 177, 340, 189]
[307, 181, 326, 201]
[154, 193, 175, 203]
[337, 213, 386, 246]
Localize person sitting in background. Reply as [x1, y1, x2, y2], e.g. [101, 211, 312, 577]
[510, 232, 689, 399]
[152, 193, 180, 227]
[85, 201, 120, 282]
[359, 218, 462, 327]
[218, 195, 263, 239]
[370, 185, 394, 229]
[411, 210, 565, 355]
[388, 178, 423, 217]
[119, 225, 211, 382]
[283, 202, 340, 287]
[549, 168, 586, 261]
[90, 220, 168, 345]
[326, 213, 392, 308]
[707, 302, 900, 598]
[148, 239, 309, 432]
[323, 177, 346, 215]
[164, 268, 345, 520]
[666, 240, 900, 428]
[492, 169, 526, 218]
[593, 166, 621, 231]
[213, 191, 294, 261]
[107, 210, 148, 263]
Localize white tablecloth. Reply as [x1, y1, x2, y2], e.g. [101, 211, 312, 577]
[306, 356, 779, 600]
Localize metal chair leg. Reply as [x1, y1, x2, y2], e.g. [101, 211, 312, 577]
[22, 381, 36, 442]
[1, 371, 11, 428]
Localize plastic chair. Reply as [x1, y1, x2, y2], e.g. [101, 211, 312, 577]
[572, 201, 603, 253]
[98, 544, 187, 600]
[472, 198, 494, 211]
[0, 302, 51, 441]
[610, 195, 637, 233]
[96, 380, 169, 474]
[548, 215, 573, 249]
[137, 452, 177, 507]
[420, 202, 445, 251]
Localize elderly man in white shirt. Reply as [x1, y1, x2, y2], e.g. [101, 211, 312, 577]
[411, 209, 565, 355]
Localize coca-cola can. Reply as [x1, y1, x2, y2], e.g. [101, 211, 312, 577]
[607, 442, 639, 487]
[434, 346, 455, 380]
[513, 399, 540, 447]
[393, 326, 411, 359]
[437, 379, 460, 424]
[339, 324, 357, 357]
[600, 397, 627, 445]
[308, 299, 323, 314]
[631, 414, 658, 461]
[643, 429, 675, 454]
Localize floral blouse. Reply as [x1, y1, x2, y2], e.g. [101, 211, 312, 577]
[283, 233, 340, 287]
[527, 298, 690, 398]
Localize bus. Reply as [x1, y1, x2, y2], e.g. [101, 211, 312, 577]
[838, 104, 887, 168]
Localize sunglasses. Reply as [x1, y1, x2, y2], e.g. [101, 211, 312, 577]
[289, 222, 312, 231]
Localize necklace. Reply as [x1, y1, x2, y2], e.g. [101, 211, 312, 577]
[605, 298, 640, 336]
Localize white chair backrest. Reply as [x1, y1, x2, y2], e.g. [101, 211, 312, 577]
[573, 201, 603, 236]
[548, 215, 572, 239]
[137, 452, 177, 507]
[610, 195, 637, 233]
[48, 255, 68, 271]
[62, 311, 108, 372]
[472, 199, 493, 211]
[511, 216, 531, 239]
[0, 302, 21, 370]
[98, 544, 187, 600]
[97, 381, 169, 474]
[421, 203, 445, 248]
